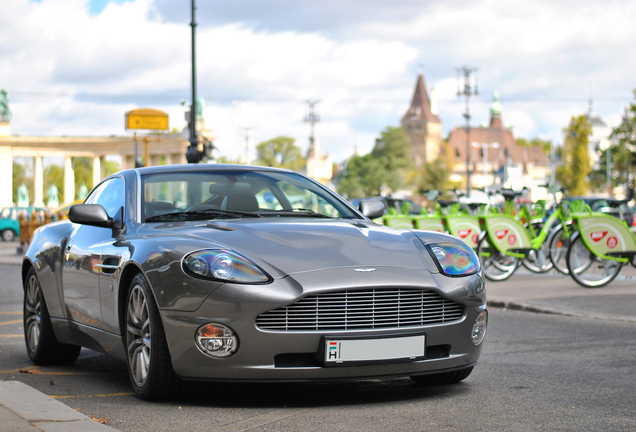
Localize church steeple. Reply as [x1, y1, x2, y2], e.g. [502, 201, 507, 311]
[400, 73, 443, 166]
[401, 74, 441, 124]
[489, 89, 503, 129]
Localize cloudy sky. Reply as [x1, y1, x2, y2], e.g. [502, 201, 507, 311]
[2, 0, 635, 164]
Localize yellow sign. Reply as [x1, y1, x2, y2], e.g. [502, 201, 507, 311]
[125, 109, 169, 131]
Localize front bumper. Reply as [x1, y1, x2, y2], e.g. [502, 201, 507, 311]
[159, 267, 486, 381]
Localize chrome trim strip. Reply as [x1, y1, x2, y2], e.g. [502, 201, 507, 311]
[95, 264, 120, 269]
[135, 169, 142, 222]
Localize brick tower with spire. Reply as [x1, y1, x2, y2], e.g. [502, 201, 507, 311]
[401, 74, 443, 167]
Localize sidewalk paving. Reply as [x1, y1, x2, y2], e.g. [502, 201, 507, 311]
[1, 240, 634, 430]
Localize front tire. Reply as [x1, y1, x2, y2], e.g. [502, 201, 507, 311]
[23, 268, 81, 365]
[566, 232, 622, 288]
[125, 273, 186, 400]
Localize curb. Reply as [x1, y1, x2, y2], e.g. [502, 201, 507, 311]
[487, 299, 636, 323]
[0, 381, 117, 431]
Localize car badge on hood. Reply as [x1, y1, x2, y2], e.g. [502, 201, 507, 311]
[353, 268, 376, 272]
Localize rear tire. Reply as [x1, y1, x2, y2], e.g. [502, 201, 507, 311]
[476, 235, 518, 281]
[566, 232, 622, 288]
[125, 273, 187, 400]
[411, 367, 474, 386]
[23, 268, 81, 365]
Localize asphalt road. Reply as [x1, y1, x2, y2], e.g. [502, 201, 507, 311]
[1, 263, 635, 431]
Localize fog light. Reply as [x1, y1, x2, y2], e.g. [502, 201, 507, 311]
[195, 323, 238, 358]
[471, 310, 488, 345]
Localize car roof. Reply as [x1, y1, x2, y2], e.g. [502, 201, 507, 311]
[128, 163, 295, 176]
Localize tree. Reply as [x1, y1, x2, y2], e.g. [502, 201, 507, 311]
[607, 88, 636, 190]
[337, 126, 416, 198]
[73, 157, 93, 194]
[517, 137, 553, 157]
[104, 159, 121, 177]
[556, 115, 592, 195]
[418, 140, 457, 193]
[336, 154, 387, 198]
[12, 160, 34, 205]
[254, 136, 305, 171]
[370, 126, 415, 193]
[44, 164, 64, 202]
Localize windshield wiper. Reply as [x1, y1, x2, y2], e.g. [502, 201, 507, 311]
[146, 208, 262, 222]
[256, 208, 333, 218]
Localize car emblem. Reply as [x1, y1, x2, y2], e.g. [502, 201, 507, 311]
[353, 268, 376, 272]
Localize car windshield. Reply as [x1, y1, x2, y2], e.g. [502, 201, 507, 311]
[142, 169, 359, 222]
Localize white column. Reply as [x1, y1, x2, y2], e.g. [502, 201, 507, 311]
[92, 156, 101, 188]
[0, 147, 12, 207]
[64, 157, 75, 204]
[34, 156, 44, 207]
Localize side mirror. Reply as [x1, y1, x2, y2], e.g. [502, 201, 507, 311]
[68, 204, 114, 228]
[358, 199, 386, 220]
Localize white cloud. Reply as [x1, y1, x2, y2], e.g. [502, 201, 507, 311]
[1, 0, 635, 167]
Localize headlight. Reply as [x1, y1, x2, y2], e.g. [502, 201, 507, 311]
[182, 249, 272, 284]
[425, 242, 480, 277]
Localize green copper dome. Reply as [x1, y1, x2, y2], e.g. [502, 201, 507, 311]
[490, 90, 502, 116]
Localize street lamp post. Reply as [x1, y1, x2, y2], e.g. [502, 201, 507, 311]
[457, 67, 478, 197]
[185, 0, 200, 163]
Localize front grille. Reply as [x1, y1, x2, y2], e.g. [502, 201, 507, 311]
[256, 288, 464, 331]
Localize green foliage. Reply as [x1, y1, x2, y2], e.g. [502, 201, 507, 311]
[73, 157, 93, 194]
[337, 126, 415, 198]
[370, 126, 415, 192]
[254, 136, 305, 171]
[215, 155, 241, 164]
[104, 159, 121, 177]
[44, 164, 64, 201]
[517, 137, 552, 155]
[12, 161, 33, 205]
[418, 140, 457, 193]
[556, 115, 591, 195]
[607, 88, 636, 189]
[336, 154, 386, 198]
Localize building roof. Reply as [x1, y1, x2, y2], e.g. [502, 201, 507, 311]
[448, 91, 546, 169]
[401, 74, 441, 125]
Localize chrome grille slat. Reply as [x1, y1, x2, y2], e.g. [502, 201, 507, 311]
[256, 288, 464, 331]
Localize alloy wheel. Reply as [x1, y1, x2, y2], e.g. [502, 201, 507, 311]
[127, 284, 151, 387]
[24, 274, 42, 352]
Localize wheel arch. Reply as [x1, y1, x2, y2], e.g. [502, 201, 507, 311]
[117, 262, 144, 337]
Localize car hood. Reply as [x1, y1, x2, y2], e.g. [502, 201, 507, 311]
[146, 218, 435, 276]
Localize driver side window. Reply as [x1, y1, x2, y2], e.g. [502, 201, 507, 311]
[85, 178, 125, 218]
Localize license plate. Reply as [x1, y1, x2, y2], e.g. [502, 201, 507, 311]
[324, 335, 425, 363]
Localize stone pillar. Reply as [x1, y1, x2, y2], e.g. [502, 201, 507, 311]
[0, 147, 12, 207]
[64, 157, 75, 204]
[34, 156, 44, 207]
[92, 156, 101, 188]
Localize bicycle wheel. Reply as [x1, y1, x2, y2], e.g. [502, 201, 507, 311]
[566, 231, 622, 288]
[547, 222, 572, 275]
[522, 222, 553, 273]
[476, 235, 519, 281]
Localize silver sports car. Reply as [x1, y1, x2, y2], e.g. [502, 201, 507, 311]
[23, 164, 486, 400]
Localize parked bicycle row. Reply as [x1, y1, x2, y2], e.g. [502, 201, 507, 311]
[368, 185, 636, 288]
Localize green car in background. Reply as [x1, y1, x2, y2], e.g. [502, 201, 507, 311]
[0, 206, 47, 242]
